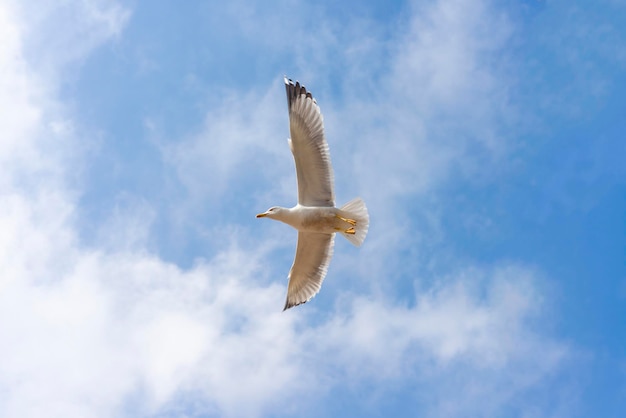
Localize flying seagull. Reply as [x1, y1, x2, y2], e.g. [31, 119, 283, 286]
[257, 77, 369, 310]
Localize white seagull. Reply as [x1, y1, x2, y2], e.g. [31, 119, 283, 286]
[257, 77, 369, 310]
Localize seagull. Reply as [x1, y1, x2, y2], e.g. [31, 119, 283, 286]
[257, 77, 369, 310]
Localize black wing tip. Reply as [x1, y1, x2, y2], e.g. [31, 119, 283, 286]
[283, 297, 308, 311]
[284, 75, 314, 109]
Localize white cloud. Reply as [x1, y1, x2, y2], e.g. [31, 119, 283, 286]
[0, 240, 569, 417]
[336, 0, 514, 206]
[164, 81, 290, 205]
[8, 0, 129, 77]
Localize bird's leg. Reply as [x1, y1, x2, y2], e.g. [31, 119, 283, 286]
[334, 226, 356, 234]
[335, 214, 357, 226]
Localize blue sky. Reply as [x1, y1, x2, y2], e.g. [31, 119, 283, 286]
[1, 0, 625, 417]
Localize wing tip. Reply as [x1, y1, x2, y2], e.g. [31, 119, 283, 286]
[284, 75, 314, 109]
[283, 298, 307, 311]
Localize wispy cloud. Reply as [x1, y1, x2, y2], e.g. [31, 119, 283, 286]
[10, 0, 129, 77]
[0, 243, 568, 417]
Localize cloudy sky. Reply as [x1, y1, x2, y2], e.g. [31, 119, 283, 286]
[1, 0, 625, 417]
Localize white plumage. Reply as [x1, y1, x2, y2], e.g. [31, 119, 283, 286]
[257, 77, 369, 310]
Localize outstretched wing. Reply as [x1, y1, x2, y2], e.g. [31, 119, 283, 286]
[285, 77, 335, 207]
[284, 232, 335, 310]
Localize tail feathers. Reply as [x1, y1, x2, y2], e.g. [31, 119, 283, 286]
[338, 197, 369, 247]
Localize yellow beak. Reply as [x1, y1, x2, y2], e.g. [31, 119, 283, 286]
[256, 213, 267, 218]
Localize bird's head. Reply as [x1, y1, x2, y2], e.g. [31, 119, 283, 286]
[256, 206, 284, 220]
